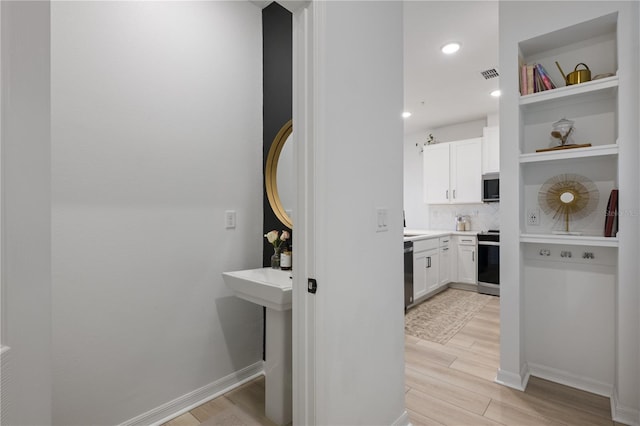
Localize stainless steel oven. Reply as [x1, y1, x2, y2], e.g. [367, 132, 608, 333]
[477, 231, 499, 296]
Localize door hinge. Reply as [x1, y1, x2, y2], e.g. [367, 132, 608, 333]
[308, 278, 317, 294]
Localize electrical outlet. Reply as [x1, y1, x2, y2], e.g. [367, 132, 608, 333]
[527, 208, 540, 226]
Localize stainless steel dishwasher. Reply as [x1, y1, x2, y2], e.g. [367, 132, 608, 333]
[404, 240, 413, 311]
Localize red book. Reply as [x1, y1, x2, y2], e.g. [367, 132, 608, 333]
[604, 189, 618, 237]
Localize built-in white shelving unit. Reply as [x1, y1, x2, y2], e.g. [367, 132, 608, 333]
[519, 143, 618, 164]
[519, 74, 618, 106]
[520, 233, 618, 247]
[500, 4, 639, 420]
[517, 12, 619, 244]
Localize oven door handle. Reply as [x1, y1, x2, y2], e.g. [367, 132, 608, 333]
[478, 241, 500, 246]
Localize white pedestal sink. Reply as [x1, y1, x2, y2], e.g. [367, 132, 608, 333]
[222, 267, 292, 426]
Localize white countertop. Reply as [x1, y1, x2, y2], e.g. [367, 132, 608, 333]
[403, 228, 479, 242]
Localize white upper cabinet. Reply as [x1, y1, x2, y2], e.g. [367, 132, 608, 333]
[423, 143, 450, 204]
[423, 138, 482, 205]
[482, 126, 500, 174]
[451, 138, 482, 203]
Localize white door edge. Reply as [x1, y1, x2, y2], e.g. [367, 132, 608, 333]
[291, 1, 317, 424]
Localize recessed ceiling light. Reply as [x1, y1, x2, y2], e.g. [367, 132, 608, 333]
[402, 111, 412, 118]
[490, 90, 501, 97]
[441, 42, 461, 55]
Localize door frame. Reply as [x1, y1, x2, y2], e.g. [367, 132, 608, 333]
[289, 2, 315, 424]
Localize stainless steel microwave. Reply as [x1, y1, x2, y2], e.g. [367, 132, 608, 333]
[482, 173, 499, 202]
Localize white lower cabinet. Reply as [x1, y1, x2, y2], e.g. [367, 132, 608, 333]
[456, 236, 477, 284]
[438, 237, 451, 287]
[413, 238, 439, 300]
[411, 234, 477, 304]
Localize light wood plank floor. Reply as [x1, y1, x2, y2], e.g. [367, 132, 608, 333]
[164, 294, 620, 426]
[406, 295, 619, 426]
[162, 376, 278, 426]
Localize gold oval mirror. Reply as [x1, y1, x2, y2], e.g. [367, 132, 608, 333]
[265, 120, 293, 229]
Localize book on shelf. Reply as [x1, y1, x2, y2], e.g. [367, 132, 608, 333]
[535, 68, 545, 92]
[536, 63, 557, 90]
[520, 64, 527, 95]
[604, 189, 618, 237]
[519, 55, 525, 95]
[526, 64, 534, 95]
[520, 63, 558, 95]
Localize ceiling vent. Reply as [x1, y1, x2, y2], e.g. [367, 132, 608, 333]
[481, 68, 499, 79]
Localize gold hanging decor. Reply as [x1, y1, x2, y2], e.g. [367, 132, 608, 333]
[538, 174, 599, 235]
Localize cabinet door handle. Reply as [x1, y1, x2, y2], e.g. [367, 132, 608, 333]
[446, 190, 449, 199]
[472, 252, 475, 262]
[443, 247, 449, 251]
[453, 189, 456, 199]
[427, 257, 431, 268]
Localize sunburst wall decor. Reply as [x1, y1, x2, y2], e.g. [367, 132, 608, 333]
[538, 173, 599, 235]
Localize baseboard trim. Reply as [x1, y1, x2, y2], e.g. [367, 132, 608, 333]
[1, 345, 13, 426]
[447, 282, 477, 292]
[392, 409, 410, 426]
[495, 363, 529, 391]
[118, 361, 265, 426]
[611, 387, 640, 426]
[527, 362, 612, 397]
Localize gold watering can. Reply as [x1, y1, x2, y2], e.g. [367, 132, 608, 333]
[555, 61, 591, 85]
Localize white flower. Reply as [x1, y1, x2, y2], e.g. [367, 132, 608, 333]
[265, 230, 279, 244]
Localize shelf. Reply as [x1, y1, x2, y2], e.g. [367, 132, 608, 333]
[520, 143, 618, 164]
[519, 75, 618, 106]
[520, 233, 618, 247]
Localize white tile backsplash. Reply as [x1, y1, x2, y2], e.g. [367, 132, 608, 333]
[429, 202, 500, 232]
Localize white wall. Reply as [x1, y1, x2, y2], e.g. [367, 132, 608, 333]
[1, 2, 52, 425]
[523, 246, 617, 393]
[429, 118, 487, 143]
[51, 2, 264, 425]
[404, 131, 430, 229]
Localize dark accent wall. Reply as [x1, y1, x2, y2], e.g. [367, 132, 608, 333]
[262, 2, 293, 267]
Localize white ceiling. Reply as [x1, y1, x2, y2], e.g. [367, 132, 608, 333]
[257, 1, 499, 135]
[403, 1, 499, 135]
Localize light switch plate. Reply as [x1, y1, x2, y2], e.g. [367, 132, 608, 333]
[376, 208, 388, 233]
[225, 210, 236, 229]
